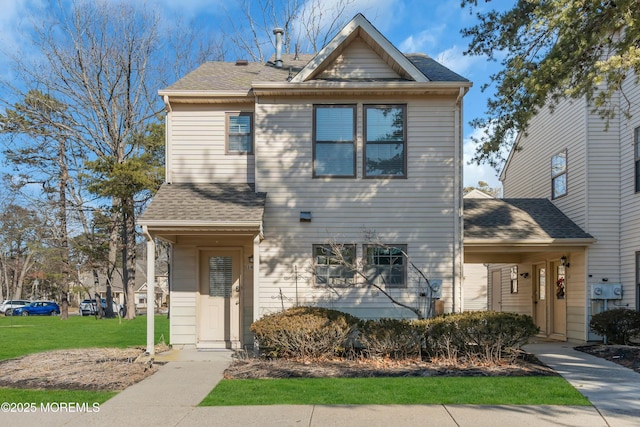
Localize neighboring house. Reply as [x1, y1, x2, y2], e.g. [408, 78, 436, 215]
[139, 14, 471, 350]
[478, 74, 640, 342]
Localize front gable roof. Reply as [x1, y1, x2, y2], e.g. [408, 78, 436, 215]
[292, 14, 428, 83]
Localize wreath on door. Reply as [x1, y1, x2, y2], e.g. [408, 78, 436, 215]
[556, 277, 565, 299]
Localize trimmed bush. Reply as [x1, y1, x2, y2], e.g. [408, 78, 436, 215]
[419, 311, 539, 363]
[590, 308, 640, 345]
[357, 318, 422, 359]
[250, 306, 358, 359]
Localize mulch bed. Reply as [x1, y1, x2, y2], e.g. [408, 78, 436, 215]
[223, 354, 558, 379]
[575, 344, 640, 374]
[0, 346, 168, 391]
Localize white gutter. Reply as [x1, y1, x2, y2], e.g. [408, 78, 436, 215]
[142, 225, 156, 356]
[137, 220, 263, 229]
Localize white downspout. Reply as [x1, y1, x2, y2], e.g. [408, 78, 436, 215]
[454, 87, 465, 313]
[142, 225, 156, 356]
[253, 234, 261, 322]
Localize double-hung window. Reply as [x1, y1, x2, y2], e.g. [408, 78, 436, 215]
[313, 244, 356, 286]
[226, 112, 253, 153]
[635, 127, 640, 192]
[313, 105, 356, 177]
[551, 149, 567, 199]
[364, 245, 407, 288]
[364, 105, 407, 177]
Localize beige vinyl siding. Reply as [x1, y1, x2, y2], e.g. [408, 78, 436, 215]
[255, 95, 459, 319]
[493, 264, 532, 316]
[584, 101, 622, 289]
[168, 103, 255, 184]
[463, 263, 488, 311]
[503, 98, 588, 226]
[317, 38, 400, 80]
[170, 245, 198, 345]
[619, 74, 640, 310]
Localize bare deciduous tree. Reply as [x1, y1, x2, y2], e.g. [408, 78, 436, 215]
[226, 0, 357, 62]
[313, 230, 442, 320]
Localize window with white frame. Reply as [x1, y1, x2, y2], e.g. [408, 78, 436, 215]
[313, 244, 356, 286]
[226, 112, 253, 153]
[551, 150, 567, 199]
[364, 245, 407, 288]
[313, 105, 356, 177]
[364, 105, 407, 177]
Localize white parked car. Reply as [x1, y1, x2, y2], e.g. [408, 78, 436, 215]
[0, 299, 31, 315]
[79, 298, 123, 316]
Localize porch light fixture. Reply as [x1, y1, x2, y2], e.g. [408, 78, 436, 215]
[248, 255, 254, 264]
[560, 256, 570, 268]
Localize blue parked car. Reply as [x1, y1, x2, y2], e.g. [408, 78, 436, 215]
[13, 301, 60, 316]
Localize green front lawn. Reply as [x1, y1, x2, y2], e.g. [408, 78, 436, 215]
[0, 315, 169, 361]
[0, 314, 169, 404]
[201, 377, 590, 406]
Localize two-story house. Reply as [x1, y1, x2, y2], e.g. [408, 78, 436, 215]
[480, 73, 640, 342]
[139, 14, 471, 351]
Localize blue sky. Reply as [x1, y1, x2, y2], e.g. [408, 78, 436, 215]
[0, 0, 510, 189]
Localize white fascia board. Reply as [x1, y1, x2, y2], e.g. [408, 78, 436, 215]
[158, 90, 253, 98]
[464, 237, 596, 247]
[252, 81, 471, 96]
[139, 220, 262, 230]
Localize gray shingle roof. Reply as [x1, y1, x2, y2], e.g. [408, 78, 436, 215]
[464, 198, 593, 241]
[405, 54, 469, 82]
[161, 51, 468, 92]
[139, 183, 266, 225]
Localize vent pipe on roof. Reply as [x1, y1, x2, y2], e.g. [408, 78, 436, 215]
[273, 27, 284, 68]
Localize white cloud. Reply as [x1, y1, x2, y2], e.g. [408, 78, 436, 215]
[434, 45, 486, 79]
[463, 126, 502, 189]
[398, 25, 445, 53]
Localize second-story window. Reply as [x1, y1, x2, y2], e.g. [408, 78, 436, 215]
[364, 105, 407, 177]
[635, 127, 640, 193]
[226, 112, 253, 154]
[313, 105, 356, 177]
[551, 149, 567, 199]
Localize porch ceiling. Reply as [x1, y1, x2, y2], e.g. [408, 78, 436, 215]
[463, 198, 595, 263]
[139, 183, 266, 242]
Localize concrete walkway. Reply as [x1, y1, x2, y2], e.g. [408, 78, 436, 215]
[2, 342, 639, 426]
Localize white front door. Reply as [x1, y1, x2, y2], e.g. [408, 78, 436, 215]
[198, 250, 241, 349]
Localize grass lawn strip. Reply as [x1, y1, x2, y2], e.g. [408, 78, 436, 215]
[0, 315, 169, 361]
[200, 376, 590, 406]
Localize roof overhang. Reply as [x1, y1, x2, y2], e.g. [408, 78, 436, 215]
[464, 238, 595, 263]
[252, 81, 471, 97]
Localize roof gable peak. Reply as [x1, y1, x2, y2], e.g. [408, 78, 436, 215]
[291, 13, 429, 83]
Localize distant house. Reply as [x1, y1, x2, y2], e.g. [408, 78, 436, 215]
[477, 72, 640, 342]
[461, 190, 492, 311]
[139, 14, 472, 350]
